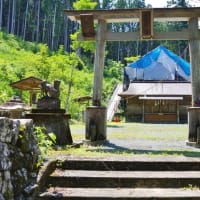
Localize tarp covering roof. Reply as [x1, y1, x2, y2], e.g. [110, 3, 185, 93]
[125, 45, 190, 81]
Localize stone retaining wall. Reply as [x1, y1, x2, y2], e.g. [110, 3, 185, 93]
[0, 117, 40, 200]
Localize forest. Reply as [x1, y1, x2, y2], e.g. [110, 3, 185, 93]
[0, 0, 193, 119]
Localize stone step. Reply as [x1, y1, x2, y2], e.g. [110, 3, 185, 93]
[38, 187, 200, 200]
[60, 157, 200, 171]
[36, 157, 200, 199]
[48, 169, 200, 188]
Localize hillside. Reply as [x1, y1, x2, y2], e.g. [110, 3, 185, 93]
[0, 32, 122, 118]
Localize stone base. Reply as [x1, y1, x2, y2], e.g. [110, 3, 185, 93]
[25, 111, 72, 145]
[187, 107, 200, 142]
[186, 141, 200, 148]
[37, 96, 60, 110]
[85, 106, 107, 141]
[31, 109, 65, 113]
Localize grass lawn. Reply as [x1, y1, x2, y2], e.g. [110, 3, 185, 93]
[71, 122, 188, 141]
[46, 122, 200, 159]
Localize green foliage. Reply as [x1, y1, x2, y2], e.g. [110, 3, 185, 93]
[102, 59, 123, 105]
[0, 31, 95, 118]
[73, 0, 97, 10]
[0, 30, 121, 120]
[104, 59, 123, 80]
[70, 0, 96, 58]
[124, 56, 141, 65]
[183, 184, 200, 190]
[34, 126, 56, 166]
[1, 0, 191, 63]
[70, 31, 96, 53]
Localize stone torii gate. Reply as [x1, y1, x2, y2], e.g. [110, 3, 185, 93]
[65, 8, 200, 144]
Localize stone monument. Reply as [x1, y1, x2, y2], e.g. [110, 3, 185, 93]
[26, 80, 73, 145]
[37, 80, 61, 109]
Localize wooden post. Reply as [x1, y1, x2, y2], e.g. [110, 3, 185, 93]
[177, 100, 179, 124]
[188, 17, 200, 141]
[142, 100, 144, 122]
[85, 19, 107, 142]
[93, 19, 106, 106]
[29, 91, 32, 106]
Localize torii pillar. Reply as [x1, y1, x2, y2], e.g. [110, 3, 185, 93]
[188, 17, 200, 143]
[85, 19, 107, 142]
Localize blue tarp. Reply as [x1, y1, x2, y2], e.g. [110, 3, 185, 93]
[126, 45, 190, 81]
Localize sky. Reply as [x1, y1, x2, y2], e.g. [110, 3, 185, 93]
[145, 0, 200, 7]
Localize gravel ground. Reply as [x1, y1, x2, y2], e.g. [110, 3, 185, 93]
[106, 138, 200, 152]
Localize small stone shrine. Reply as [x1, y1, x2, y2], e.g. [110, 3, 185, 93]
[26, 80, 73, 145]
[0, 96, 31, 118]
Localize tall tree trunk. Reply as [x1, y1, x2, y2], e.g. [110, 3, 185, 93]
[51, 4, 57, 49]
[32, 0, 37, 41]
[36, 0, 40, 42]
[64, 15, 69, 51]
[117, 42, 121, 61]
[42, 15, 46, 42]
[7, 0, 11, 32]
[48, 23, 52, 48]
[11, 0, 16, 34]
[23, 0, 29, 40]
[16, 1, 20, 36]
[0, 0, 2, 30]
[64, 0, 71, 51]
[136, 40, 139, 55]
[55, 25, 61, 49]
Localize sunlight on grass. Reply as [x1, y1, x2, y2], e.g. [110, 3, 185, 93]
[44, 122, 200, 159]
[70, 122, 188, 141]
[47, 144, 200, 158]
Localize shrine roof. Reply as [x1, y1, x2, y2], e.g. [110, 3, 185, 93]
[118, 82, 191, 97]
[10, 76, 42, 91]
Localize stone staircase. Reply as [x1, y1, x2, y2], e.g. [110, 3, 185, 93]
[36, 156, 200, 199]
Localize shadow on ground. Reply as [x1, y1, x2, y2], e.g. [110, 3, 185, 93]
[107, 124, 124, 128]
[86, 141, 200, 158]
